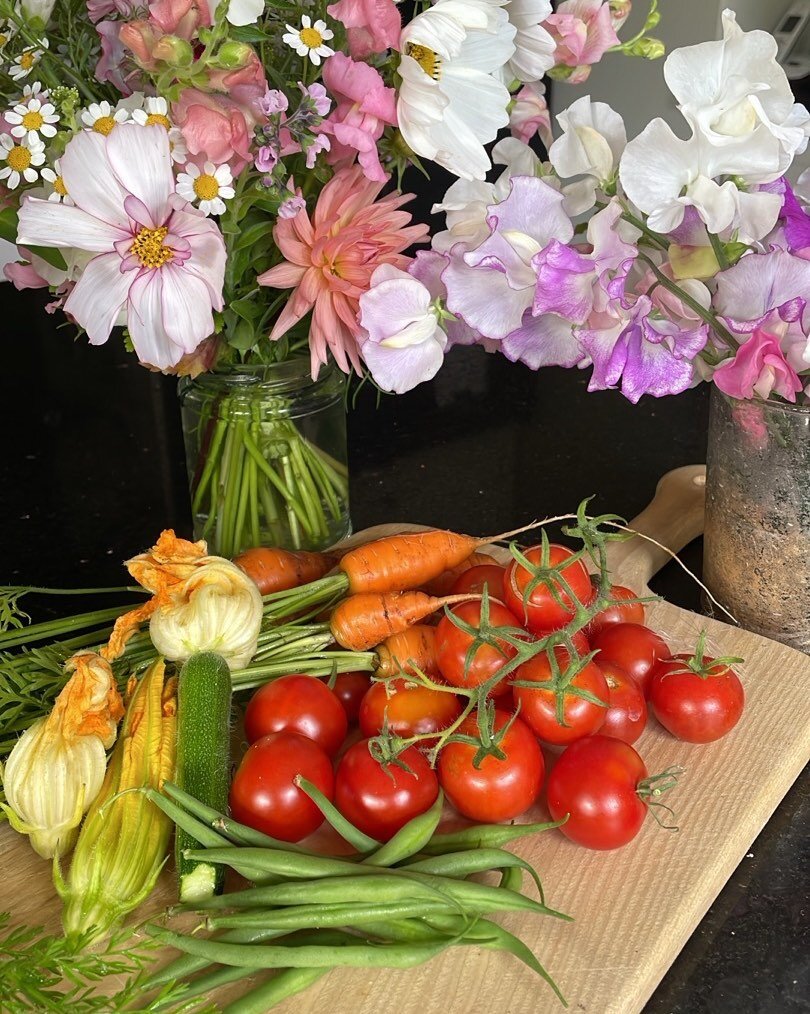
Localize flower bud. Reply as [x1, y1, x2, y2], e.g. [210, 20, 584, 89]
[19, 0, 56, 25]
[215, 41, 254, 69]
[628, 36, 665, 60]
[152, 34, 194, 68]
[1, 652, 123, 859]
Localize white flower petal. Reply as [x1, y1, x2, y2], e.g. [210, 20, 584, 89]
[63, 252, 132, 345]
[17, 195, 122, 252]
[106, 123, 173, 227]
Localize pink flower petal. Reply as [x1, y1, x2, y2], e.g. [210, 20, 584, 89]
[17, 195, 124, 253]
[63, 252, 132, 345]
[127, 270, 182, 369]
[106, 123, 175, 228]
[58, 129, 130, 231]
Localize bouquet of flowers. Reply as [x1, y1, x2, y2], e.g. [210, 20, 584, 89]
[0, 0, 657, 553]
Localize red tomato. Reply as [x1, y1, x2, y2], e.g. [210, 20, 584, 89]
[597, 660, 648, 745]
[244, 674, 348, 757]
[450, 564, 506, 600]
[229, 731, 334, 843]
[547, 735, 649, 850]
[359, 677, 462, 740]
[438, 711, 544, 823]
[649, 655, 745, 743]
[587, 584, 645, 636]
[512, 646, 609, 746]
[334, 741, 439, 841]
[503, 544, 594, 635]
[435, 600, 523, 698]
[590, 623, 669, 697]
[329, 671, 372, 724]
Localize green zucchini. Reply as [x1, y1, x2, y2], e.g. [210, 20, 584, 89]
[175, 651, 233, 903]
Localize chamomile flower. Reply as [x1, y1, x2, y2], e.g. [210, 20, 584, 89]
[176, 161, 235, 217]
[282, 16, 334, 65]
[80, 100, 129, 136]
[41, 158, 72, 204]
[0, 132, 46, 188]
[131, 97, 187, 164]
[6, 95, 59, 146]
[21, 81, 46, 101]
[10, 40, 48, 82]
[0, 19, 17, 53]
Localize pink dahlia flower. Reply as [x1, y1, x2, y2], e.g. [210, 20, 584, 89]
[258, 165, 428, 377]
[17, 123, 226, 370]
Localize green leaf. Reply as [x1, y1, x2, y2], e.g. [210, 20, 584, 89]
[233, 219, 275, 254]
[229, 295, 264, 324]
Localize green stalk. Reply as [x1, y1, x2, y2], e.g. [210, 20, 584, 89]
[248, 453, 261, 549]
[192, 415, 228, 515]
[0, 605, 129, 651]
[280, 455, 305, 548]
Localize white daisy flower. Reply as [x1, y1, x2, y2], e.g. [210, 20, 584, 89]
[168, 125, 188, 165]
[0, 19, 17, 53]
[21, 81, 46, 101]
[282, 16, 334, 65]
[131, 96, 187, 163]
[41, 158, 72, 204]
[80, 100, 129, 136]
[0, 132, 46, 188]
[176, 161, 235, 217]
[6, 95, 59, 146]
[10, 40, 48, 82]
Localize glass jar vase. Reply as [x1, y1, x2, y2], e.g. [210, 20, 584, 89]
[703, 389, 810, 653]
[178, 359, 350, 557]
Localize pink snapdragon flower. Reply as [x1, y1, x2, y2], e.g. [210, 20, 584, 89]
[149, 0, 211, 38]
[318, 54, 397, 182]
[95, 20, 134, 93]
[326, 0, 400, 59]
[713, 329, 804, 402]
[16, 124, 225, 370]
[206, 50, 268, 117]
[172, 88, 253, 172]
[257, 165, 428, 377]
[544, 0, 620, 83]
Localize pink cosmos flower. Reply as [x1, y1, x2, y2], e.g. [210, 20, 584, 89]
[544, 0, 620, 83]
[713, 329, 804, 402]
[326, 0, 400, 59]
[172, 88, 253, 173]
[16, 124, 226, 370]
[319, 54, 397, 182]
[257, 165, 428, 377]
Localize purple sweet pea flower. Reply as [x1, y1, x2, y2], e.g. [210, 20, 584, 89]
[409, 250, 485, 350]
[769, 177, 810, 256]
[500, 310, 585, 370]
[714, 250, 810, 336]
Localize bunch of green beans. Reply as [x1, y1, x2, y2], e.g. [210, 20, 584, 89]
[141, 782, 570, 1013]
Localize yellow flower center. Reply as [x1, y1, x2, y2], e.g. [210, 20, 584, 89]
[20, 51, 35, 70]
[53, 174, 67, 196]
[93, 115, 117, 135]
[0, 34, 8, 48]
[7, 145, 32, 171]
[145, 112, 171, 130]
[299, 26, 323, 48]
[131, 226, 173, 269]
[193, 173, 219, 201]
[21, 110, 44, 130]
[406, 42, 442, 80]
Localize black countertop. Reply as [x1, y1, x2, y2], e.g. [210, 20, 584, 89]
[1, 287, 807, 1011]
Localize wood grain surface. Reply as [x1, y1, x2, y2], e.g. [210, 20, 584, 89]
[3, 466, 809, 1014]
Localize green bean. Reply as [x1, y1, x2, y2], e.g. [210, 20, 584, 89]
[362, 792, 444, 867]
[206, 900, 455, 933]
[182, 846, 370, 882]
[499, 865, 524, 892]
[404, 848, 546, 903]
[222, 968, 328, 1014]
[295, 777, 380, 852]
[144, 926, 288, 991]
[422, 818, 564, 855]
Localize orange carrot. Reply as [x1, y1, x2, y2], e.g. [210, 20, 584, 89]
[421, 552, 497, 597]
[375, 624, 438, 679]
[234, 547, 338, 595]
[331, 593, 477, 652]
[339, 525, 534, 596]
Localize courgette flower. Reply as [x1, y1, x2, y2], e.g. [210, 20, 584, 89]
[1, 652, 124, 859]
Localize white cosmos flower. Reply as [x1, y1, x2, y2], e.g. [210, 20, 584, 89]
[176, 161, 235, 217]
[41, 158, 72, 204]
[6, 94, 59, 146]
[80, 100, 130, 136]
[10, 40, 47, 81]
[398, 0, 516, 181]
[282, 16, 334, 65]
[664, 8, 810, 182]
[131, 96, 187, 164]
[0, 132, 45, 189]
[227, 0, 264, 26]
[549, 96, 626, 211]
[497, 0, 555, 85]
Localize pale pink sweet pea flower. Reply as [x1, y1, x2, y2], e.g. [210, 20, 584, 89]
[318, 54, 397, 182]
[713, 329, 804, 402]
[509, 83, 552, 148]
[172, 88, 253, 173]
[544, 0, 620, 83]
[326, 0, 400, 58]
[16, 124, 226, 370]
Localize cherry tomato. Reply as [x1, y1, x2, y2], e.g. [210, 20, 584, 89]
[587, 584, 645, 636]
[649, 655, 744, 743]
[243, 674, 348, 757]
[512, 645, 609, 746]
[328, 671, 372, 724]
[435, 600, 523, 698]
[597, 660, 648, 745]
[503, 544, 594, 635]
[590, 623, 669, 697]
[547, 735, 649, 850]
[229, 731, 334, 843]
[334, 741, 439, 841]
[359, 677, 462, 740]
[438, 711, 544, 823]
[450, 564, 506, 600]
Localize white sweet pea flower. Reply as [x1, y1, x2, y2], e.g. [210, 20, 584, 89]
[19, 0, 56, 23]
[549, 96, 627, 211]
[497, 0, 555, 85]
[227, 0, 264, 26]
[664, 8, 810, 181]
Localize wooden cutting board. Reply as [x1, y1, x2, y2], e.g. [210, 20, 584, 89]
[2, 465, 809, 1013]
